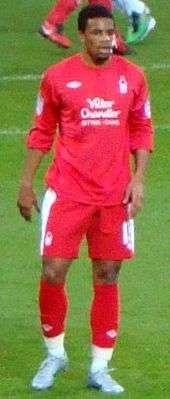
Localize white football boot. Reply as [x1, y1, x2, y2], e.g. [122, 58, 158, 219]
[88, 368, 124, 395]
[140, 16, 156, 41]
[31, 353, 68, 390]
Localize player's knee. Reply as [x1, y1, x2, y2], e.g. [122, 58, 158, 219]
[42, 256, 70, 284]
[109, 264, 121, 283]
[93, 260, 122, 283]
[42, 265, 61, 284]
[99, 268, 120, 283]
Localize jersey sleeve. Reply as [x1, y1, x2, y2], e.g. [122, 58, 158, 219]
[128, 71, 154, 152]
[27, 70, 59, 153]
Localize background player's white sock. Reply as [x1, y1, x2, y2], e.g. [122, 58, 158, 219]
[114, 0, 146, 17]
[44, 333, 65, 357]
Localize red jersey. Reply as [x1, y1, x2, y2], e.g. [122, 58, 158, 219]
[27, 53, 154, 205]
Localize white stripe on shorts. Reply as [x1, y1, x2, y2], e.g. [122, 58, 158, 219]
[40, 188, 57, 256]
[122, 218, 135, 252]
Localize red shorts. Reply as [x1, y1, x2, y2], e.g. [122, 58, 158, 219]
[40, 188, 134, 260]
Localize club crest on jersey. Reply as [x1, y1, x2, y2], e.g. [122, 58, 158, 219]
[66, 81, 82, 89]
[118, 76, 128, 94]
[36, 95, 44, 116]
[44, 231, 53, 246]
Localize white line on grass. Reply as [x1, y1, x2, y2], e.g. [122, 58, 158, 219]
[155, 124, 170, 131]
[151, 63, 170, 70]
[0, 74, 41, 81]
[0, 129, 25, 135]
[0, 125, 170, 136]
[0, 63, 170, 82]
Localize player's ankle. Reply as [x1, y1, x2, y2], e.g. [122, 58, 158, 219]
[44, 333, 65, 358]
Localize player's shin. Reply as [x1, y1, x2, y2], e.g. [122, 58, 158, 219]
[90, 283, 120, 372]
[45, 0, 79, 26]
[39, 277, 69, 357]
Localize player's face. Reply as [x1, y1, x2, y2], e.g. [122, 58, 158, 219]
[80, 17, 115, 65]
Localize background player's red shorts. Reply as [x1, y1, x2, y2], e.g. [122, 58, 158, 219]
[40, 188, 134, 260]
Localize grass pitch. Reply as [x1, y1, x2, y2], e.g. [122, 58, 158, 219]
[0, 1, 170, 398]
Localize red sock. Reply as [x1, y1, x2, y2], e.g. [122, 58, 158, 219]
[39, 278, 68, 337]
[45, 0, 79, 26]
[90, 284, 120, 348]
[88, 0, 113, 12]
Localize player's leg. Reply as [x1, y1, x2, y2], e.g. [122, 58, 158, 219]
[31, 190, 74, 390]
[39, 0, 81, 48]
[114, 0, 156, 44]
[31, 256, 72, 390]
[87, 205, 134, 394]
[31, 189, 94, 390]
[87, 259, 124, 394]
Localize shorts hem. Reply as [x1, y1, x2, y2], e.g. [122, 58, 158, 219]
[88, 252, 134, 261]
[42, 253, 79, 259]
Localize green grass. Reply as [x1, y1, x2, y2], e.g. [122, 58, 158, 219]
[0, 1, 170, 398]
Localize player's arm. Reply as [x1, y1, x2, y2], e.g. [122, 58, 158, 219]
[123, 71, 154, 218]
[123, 149, 150, 218]
[17, 70, 58, 221]
[17, 149, 45, 221]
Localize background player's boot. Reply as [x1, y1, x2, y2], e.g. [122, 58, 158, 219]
[88, 368, 124, 395]
[39, 0, 78, 47]
[126, 11, 156, 44]
[31, 353, 68, 390]
[138, 15, 156, 41]
[39, 21, 72, 48]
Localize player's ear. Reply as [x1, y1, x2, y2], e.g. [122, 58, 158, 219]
[79, 31, 85, 44]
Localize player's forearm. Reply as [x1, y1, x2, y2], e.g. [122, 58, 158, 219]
[20, 149, 45, 187]
[132, 149, 150, 181]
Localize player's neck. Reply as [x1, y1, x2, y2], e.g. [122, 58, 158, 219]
[81, 51, 113, 68]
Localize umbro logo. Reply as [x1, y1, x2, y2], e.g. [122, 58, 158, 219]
[42, 324, 53, 332]
[66, 81, 82, 89]
[106, 329, 117, 339]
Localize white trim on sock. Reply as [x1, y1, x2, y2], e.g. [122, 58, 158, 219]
[92, 345, 114, 362]
[90, 345, 114, 373]
[44, 333, 65, 357]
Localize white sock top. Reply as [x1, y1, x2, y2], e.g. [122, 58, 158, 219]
[90, 345, 114, 373]
[44, 333, 65, 357]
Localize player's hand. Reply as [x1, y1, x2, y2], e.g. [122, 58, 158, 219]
[17, 185, 40, 221]
[122, 174, 144, 218]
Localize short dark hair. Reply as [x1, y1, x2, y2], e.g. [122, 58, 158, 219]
[78, 4, 114, 33]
